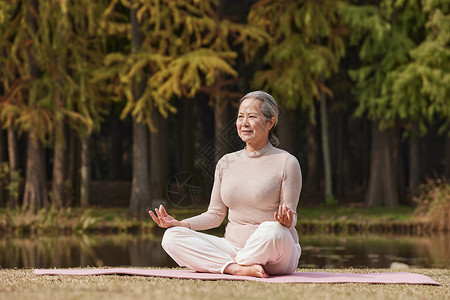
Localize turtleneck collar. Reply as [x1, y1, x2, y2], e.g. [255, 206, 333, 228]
[244, 142, 273, 158]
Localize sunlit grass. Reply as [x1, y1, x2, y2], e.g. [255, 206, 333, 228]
[0, 207, 155, 235]
[414, 178, 450, 232]
[0, 204, 436, 236]
[298, 206, 416, 221]
[0, 268, 447, 300]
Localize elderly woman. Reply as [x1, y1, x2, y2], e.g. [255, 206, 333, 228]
[150, 90, 302, 278]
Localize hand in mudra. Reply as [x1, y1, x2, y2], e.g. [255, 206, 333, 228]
[274, 203, 294, 228]
[149, 205, 190, 229]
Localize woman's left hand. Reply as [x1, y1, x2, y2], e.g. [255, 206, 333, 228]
[149, 205, 189, 229]
[274, 203, 293, 227]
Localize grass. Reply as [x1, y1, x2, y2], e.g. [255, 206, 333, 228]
[295, 206, 426, 235]
[0, 205, 441, 235]
[169, 205, 418, 221]
[414, 178, 450, 232]
[0, 268, 448, 300]
[0, 207, 155, 235]
[298, 206, 416, 222]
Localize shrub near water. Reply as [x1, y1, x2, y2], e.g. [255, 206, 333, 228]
[414, 178, 450, 232]
[0, 208, 100, 234]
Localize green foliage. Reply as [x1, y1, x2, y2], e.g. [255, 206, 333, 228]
[95, 0, 264, 128]
[326, 195, 338, 207]
[0, 207, 158, 234]
[151, 49, 238, 99]
[299, 205, 415, 222]
[248, 0, 347, 113]
[0, 0, 111, 142]
[343, 0, 450, 134]
[1, 0, 268, 135]
[414, 178, 450, 232]
[390, 6, 450, 133]
[0, 162, 22, 202]
[1, 207, 100, 234]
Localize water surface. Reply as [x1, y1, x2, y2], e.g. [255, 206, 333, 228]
[0, 233, 448, 269]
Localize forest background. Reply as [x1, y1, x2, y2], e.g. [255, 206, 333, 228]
[0, 0, 449, 223]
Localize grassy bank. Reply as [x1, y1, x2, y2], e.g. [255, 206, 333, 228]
[0, 207, 155, 235]
[297, 206, 435, 235]
[0, 205, 443, 236]
[0, 268, 448, 300]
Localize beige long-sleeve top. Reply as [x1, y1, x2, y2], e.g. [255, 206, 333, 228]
[184, 142, 302, 248]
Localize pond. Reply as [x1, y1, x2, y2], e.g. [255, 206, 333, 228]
[0, 233, 448, 269]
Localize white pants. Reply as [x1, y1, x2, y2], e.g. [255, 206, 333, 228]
[161, 221, 301, 275]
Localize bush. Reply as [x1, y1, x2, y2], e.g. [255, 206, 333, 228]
[0, 162, 22, 205]
[414, 178, 450, 232]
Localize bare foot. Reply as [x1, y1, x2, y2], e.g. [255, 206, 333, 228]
[224, 263, 268, 278]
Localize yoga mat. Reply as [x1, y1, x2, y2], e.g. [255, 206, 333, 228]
[34, 268, 440, 285]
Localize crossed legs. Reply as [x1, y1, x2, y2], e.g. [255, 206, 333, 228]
[161, 221, 301, 277]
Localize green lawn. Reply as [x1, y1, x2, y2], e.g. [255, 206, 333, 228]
[0, 268, 448, 300]
[298, 206, 416, 222]
[0, 205, 429, 235]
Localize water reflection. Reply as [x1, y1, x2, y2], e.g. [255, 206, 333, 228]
[0, 234, 177, 269]
[299, 235, 449, 268]
[0, 233, 448, 269]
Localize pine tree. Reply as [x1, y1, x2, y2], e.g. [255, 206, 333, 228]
[248, 0, 348, 203]
[0, 0, 110, 211]
[341, 0, 449, 206]
[95, 0, 267, 217]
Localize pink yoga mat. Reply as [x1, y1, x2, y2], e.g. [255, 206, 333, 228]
[34, 268, 440, 285]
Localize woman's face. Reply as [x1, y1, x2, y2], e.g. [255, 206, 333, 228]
[236, 98, 275, 150]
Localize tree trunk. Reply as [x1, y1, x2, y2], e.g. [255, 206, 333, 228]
[360, 119, 371, 190]
[181, 98, 194, 172]
[50, 0, 69, 210]
[6, 125, 20, 208]
[365, 120, 399, 207]
[22, 0, 47, 213]
[91, 134, 102, 180]
[277, 109, 296, 155]
[160, 116, 169, 196]
[213, 1, 231, 161]
[22, 133, 48, 212]
[51, 120, 65, 209]
[129, 119, 151, 218]
[67, 130, 80, 206]
[409, 136, 420, 199]
[305, 119, 321, 190]
[80, 135, 91, 208]
[214, 97, 229, 162]
[109, 107, 123, 180]
[445, 135, 450, 179]
[150, 111, 169, 202]
[0, 129, 5, 207]
[128, 5, 151, 219]
[319, 91, 333, 203]
[0, 129, 5, 164]
[333, 110, 351, 202]
[419, 135, 429, 178]
[174, 102, 183, 173]
[392, 126, 405, 203]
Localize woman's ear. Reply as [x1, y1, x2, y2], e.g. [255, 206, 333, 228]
[267, 117, 276, 131]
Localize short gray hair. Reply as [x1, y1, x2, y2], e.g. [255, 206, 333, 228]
[238, 90, 279, 146]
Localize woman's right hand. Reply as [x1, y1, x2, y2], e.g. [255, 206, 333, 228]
[274, 203, 294, 228]
[149, 205, 190, 229]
